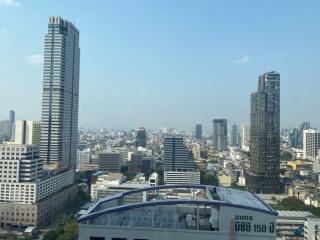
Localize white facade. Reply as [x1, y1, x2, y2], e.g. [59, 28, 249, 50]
[36, 169, 75, 201]
[304, 217, 320, 240]
[15, 120, 41, 145]
[77, 148, 91, 168]
[192, 143, 201, 161]
[241, 123, 250, 151]
[0, 144, 43, 183]
[303, 129, 320, 160]
[164, 170, 200, 185]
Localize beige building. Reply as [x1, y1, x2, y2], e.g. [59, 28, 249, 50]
[0, 184, 78, 227]
[15, 120, 41, 145]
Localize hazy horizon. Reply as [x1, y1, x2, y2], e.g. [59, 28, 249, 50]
[1, 0, 320, 131]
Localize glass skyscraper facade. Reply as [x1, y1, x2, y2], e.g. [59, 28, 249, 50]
[212, 119, 228, 151]
[247, 71, 281, 193]
[40, 16, 80, 169]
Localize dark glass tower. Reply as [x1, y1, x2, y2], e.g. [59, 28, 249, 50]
[135, 127, 147, 148]
[40, 16, 80, 169]
[247, 71, 281, 193]
[163, 135, 194, 170]
[212, 119, 228, 151]
[9, 110, 15, 140]
[195, 124, 202, 140]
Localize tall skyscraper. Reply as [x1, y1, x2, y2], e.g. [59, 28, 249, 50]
[9, 110, 15, 140]
[135, 127, 147, 148]
[163, 135, 200, 184]
[230, 123, 239, 146]
[40, 16, 80, 169]
[15, 120, 41, 145]
[195, 124, 202, 140]
[247, 71, 281, 193]
[303, 129, 320, 160]
[212, 119, 228, 151]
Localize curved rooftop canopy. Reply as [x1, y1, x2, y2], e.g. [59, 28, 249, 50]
[79, 184, 277, 223]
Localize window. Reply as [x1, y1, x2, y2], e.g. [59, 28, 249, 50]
[89, 238, 105, 240]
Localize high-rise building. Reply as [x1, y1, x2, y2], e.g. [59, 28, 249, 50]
[289, 122, 311, 149]
[246, 71, 281, 193]
[212, 119, 228, 151]
[15, 120, 41, 145]
[163, 135, 194, 170]
[135, 127, 147, 148]
[163, 135, 199, 184]
[9, 110, 15, 140]
[0, 120, 11, 141]
[303, 129, 320, 160]
[195, 124, 202, 140]
[40, 16, 80, 169]
[230, 123, 239, 146]
[241, 123, 250, 151]
[98, 151, 122, 172]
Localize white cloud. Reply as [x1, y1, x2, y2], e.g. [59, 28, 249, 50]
[235, 55, 250, 64]
[27, 54, 43, 64]
[0, 0, 20, 6]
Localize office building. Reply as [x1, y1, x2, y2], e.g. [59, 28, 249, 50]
[9, 110, 15, 140]
[40, 16, 80, 169]
[192, 143, 201, 160]
[78, 185, 277, 240]
[163, 135, 199, 184]
[135, 127, 147, 148]
[212, 119, 228, 151]
[195, 124, 202, 140]
[246, 71, 281, 193]
[0, 144, 77, 227]
[230, 123, 239, 146]
[15, 120, 41, 145]
[98, 151, 122, 172]
[303, 129, 320, 160]
[163, 135, 194, 170]
[0, 120, 11, 141]
[77, 148, 91, 169]
[241, 123, 250, 151]
[290, 122, 311, 149]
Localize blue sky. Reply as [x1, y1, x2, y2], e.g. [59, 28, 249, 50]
[0, 0, 319, 131]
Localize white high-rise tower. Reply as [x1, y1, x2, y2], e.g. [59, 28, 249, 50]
[40, 16, 80, 169]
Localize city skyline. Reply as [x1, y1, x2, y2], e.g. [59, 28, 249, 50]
[1, 1, 320, 130]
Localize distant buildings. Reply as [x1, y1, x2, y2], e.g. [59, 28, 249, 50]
[77, 148, 91, 169]
[98, 150, 122, 172]
[290, 122, 311, 149]
[230, 123, 239, 146]
[40, 16, 80, 169]
[135, 127, 147, 148]
[303, 129, 320, 160]
[212, 119, 227, 151]
[9, 110, 15, 140]
[241, 123, 250, 151]
[163, 135, 200, 184]
[195, 124, 202, 140]
[15, 120, 41, 145]
[0, 120, 11, 141]
[246, 71, 281, 193]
